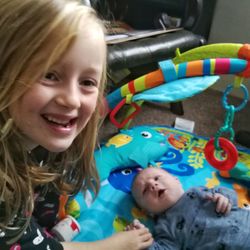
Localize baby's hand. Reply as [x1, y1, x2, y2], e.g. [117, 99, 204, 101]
[125, 219, 145, 231]
[207, 193, 232, 215]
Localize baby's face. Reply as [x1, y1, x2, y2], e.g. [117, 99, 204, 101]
[132, 167, 184, 214]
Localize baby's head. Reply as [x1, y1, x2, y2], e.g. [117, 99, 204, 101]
[131, 167, 184, 214]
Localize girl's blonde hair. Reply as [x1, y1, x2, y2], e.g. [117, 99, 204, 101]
[0, 0, 106, 241]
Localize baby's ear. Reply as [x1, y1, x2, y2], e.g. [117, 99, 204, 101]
[135, 206, 150, 218]
[148, 212, 156, 219]
[142, 208, 156, 218]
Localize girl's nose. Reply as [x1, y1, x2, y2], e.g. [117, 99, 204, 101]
[56, 82, 81, 109]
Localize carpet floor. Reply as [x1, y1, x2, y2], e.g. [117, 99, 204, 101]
[99, 88, 250, 145]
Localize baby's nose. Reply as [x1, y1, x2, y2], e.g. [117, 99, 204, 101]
[149, 182, 158, 190]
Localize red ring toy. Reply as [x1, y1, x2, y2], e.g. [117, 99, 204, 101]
[204, 137, 238, 171]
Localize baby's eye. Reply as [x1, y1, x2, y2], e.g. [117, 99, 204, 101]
[80, 79, 97, 87]
[154, 176, 159, 181]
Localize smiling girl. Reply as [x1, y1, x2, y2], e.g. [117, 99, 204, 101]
[0, 0, 152, 249]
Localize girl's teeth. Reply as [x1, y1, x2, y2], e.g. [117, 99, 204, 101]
[46, 116, 69, 125]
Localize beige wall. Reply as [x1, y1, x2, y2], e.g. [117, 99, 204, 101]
[208, 0, 250, 98]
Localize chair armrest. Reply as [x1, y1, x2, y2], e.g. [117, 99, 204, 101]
[107, 30, 204, 70]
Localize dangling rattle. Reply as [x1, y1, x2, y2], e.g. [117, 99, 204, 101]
[204, 82, 249, 171]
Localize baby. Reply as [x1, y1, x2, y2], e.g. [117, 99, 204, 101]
[128, 167, 250, 249]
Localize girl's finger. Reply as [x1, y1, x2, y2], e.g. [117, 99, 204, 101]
[140, 237, 154, 249]
[137, 227, 150, 236]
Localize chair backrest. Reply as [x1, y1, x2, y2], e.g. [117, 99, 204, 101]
[91, 0, 216, 40]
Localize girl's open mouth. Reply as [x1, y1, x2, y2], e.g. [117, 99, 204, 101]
[42, 115, 77, 128]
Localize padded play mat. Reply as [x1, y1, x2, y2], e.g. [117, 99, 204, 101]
[71, 125, 250, 242]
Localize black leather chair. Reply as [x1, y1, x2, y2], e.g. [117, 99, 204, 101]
[91, 0, 217, 115]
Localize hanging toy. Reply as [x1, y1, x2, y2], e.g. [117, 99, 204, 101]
[204, 82, 249, 171]
[204, 137, 238, 171]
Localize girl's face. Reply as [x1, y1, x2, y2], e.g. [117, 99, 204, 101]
[9, 26, 105, 152]
[132, 168, 184, 214]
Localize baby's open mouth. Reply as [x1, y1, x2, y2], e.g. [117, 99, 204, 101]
[158, 189, 165, 197]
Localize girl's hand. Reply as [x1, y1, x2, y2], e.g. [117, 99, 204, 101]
[62, 228, 153, 250]
[114, 227, 153, 250]
[206, 193, 232, 215]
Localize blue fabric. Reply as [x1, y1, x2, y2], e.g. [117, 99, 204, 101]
[132, 76, 219, 103]
[158, 60, 177, 82]
[95, 126, 169, 181]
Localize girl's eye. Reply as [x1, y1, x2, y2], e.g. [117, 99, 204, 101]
[80, 79, 97, 87]
[43, 72, 59, 81]
[154, 176, 159, 181]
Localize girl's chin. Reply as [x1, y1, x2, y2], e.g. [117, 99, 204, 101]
[41, 141, 73, 152]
